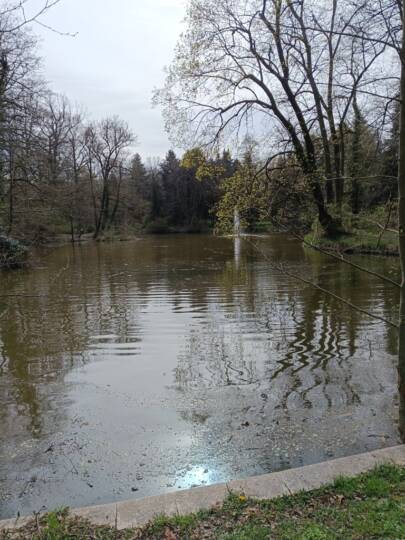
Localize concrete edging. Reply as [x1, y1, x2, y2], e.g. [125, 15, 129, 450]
[1, 445, 405, 531]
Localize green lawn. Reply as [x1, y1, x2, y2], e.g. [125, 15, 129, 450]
[2, 465, 404, 539]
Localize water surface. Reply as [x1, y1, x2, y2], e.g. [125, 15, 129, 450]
[0, 234, 401, 518]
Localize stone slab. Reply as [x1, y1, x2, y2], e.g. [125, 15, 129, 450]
[1, 445, 405, 531]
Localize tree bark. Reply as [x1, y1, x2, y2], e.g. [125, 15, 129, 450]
[398, 20, 405, 440]
[350, 96, 362, 215]
[7, 173, 13, 235]
[311, 179, 336, 235]
[325, 179, 334, 204]
[305, 165, 339, 236]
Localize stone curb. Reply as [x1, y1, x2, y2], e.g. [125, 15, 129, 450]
[1, 445, 405, 531]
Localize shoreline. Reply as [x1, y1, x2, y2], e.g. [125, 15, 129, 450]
[1, 445, 404, 532]
[0, 229, 399, 274]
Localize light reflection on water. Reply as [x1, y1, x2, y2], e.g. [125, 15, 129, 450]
[0, 234, 401, 518]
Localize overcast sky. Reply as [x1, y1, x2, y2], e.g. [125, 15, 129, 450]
[31, 0, 186, 159]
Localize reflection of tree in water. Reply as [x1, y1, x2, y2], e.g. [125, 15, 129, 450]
[0, 289, 91, 439]
[0, 236, 238, 441]
[175, 236, 398, 421]
[0, 238, 210, 442]
[175, 321, 259, 389]
[266, 242, 394, 370]
[0, 243, 149, 441]
[273, 287, 361, 413]
[0, 234, 400, 449]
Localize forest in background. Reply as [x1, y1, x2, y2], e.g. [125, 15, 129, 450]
[0, 0, 401, 269]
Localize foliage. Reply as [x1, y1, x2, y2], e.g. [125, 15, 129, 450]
[0, 236, 27, 269]
[305, 205, 399, 255]
[181, 148, 225, 182]
[215, 152, 268, 233]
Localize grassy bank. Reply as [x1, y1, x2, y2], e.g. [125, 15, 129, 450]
[1, 465, 404, 539]
[305, 207, 399, 256]
[306, 230, 398, 256]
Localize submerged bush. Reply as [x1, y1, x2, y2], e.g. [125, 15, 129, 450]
[0, 235, 28, 269]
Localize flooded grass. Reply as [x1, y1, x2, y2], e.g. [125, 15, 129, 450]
[2, 465, 404, 539]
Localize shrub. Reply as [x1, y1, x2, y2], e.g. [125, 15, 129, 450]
[0, 235, 28, 269]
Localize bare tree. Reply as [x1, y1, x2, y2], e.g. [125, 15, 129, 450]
[0, 0, 70, 34]
[0, 0, 61, 237]
[84, 117, 135, 238]
[156, 0, 386, 234]
[37, 94, 74, 184]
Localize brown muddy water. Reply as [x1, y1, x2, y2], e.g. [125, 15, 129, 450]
[0, 234, 402, 518]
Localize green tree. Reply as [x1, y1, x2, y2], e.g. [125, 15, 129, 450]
[216, 151, 268, 233]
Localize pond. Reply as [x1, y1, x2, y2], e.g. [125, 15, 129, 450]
[0, 234, 402, 518]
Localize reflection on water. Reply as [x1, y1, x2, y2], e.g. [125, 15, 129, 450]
[0, 234, 401, 518]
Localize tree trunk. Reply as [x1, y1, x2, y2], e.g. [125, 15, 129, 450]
[350, 95, 362, 215]
[7, 173, 13, 235]
[94, 182, 108, 238]
[334, 176, 344, 207]
[7, 148, 14, 235]
[101, 188, 110, 232]
[398, 23, 405, 441]
[109, 181, 123, 230]
[325, 178, 334, 204]
[308, 171, 340, 237]
[333, 137, 344, 208]
[89, 168, 99, 236]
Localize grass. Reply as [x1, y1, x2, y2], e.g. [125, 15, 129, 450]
[307, 230, 399, 255]
[305, 206, 399, 255]
[1, 465, 404, 539]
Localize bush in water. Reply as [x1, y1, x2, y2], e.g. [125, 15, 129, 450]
[0, 236, 28, 269]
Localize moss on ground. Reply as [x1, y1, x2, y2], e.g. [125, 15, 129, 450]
[1, 465, 405, 539]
